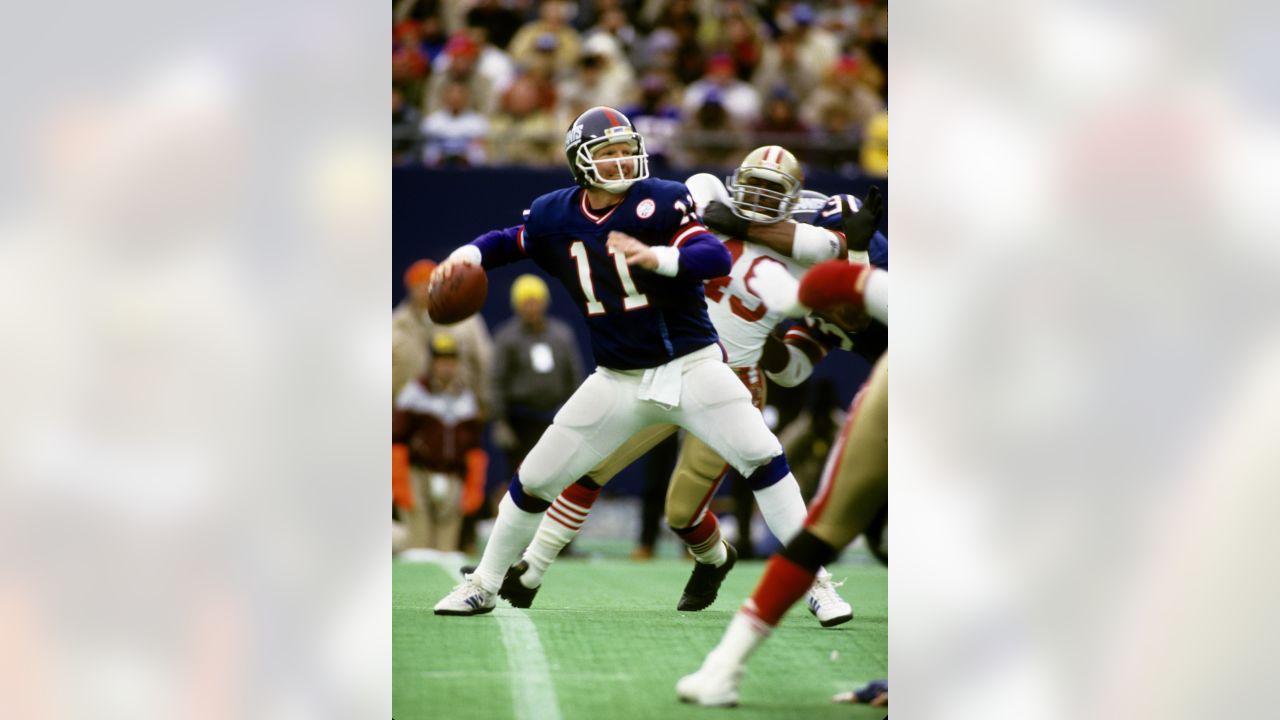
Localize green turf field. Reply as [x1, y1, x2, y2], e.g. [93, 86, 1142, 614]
[393, 547, 887, 720]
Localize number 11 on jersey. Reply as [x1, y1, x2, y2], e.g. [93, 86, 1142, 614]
[569, 240, 650, 315]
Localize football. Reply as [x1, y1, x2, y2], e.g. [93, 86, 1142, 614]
[427, 262, 487, 324]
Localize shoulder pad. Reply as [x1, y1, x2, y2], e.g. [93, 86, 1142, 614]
[526, 187, 577, 232]
[639, 177, 688, 201]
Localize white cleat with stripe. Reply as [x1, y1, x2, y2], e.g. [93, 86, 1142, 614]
[433, 575, 496, 616]
[806, 576, 854, 628]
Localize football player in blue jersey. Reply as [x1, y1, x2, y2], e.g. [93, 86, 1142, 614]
[468, 147, 887, 626]
[432, 106, 812, 616]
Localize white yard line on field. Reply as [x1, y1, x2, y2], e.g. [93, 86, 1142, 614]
[410, 550, 564, 720]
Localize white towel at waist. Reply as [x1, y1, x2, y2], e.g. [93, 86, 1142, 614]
[637, 356, 685, 409]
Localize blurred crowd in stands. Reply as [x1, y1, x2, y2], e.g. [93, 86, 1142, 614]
[393, 0, 887, 176]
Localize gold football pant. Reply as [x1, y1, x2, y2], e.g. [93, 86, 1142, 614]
[803, 355, 888, 548]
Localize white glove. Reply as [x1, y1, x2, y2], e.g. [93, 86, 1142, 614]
[747, 260, 808, 318]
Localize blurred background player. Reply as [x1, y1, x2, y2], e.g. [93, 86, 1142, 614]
[677, 257, 888, 707]
[392, 333, 487, 552]
[432, 107, 812, 617]
[490, 273, 584, 485]
[777, 377, 845, 498]
[392, 259, 438, 403]
[490, 146, 883, 625]
[630, 433, 680, 560]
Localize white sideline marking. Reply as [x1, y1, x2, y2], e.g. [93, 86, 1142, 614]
[425, 556, 563, 720]
[422, 670, 631, 680]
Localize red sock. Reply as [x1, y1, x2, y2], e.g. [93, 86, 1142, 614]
[561, 479, 602, 509]
[674, 513, 722, 559]
[746, 554, 818, 627]
[547, 479, 602, 531]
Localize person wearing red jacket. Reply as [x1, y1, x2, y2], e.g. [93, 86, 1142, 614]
[393, 333, 485, 552]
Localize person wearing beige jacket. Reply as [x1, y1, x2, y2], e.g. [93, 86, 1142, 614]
[392, 259, 494, 417]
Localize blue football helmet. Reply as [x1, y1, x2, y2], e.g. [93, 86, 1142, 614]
[564, 106, 650, 193]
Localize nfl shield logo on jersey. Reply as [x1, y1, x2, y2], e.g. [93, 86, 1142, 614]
[636, 198, 656, 219]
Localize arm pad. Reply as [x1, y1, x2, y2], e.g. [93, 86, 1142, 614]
[765, 345, 816, 387]
[686, 172, 731, 212]
[791, 222, 843, 266]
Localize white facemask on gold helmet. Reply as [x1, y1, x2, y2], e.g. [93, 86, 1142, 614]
[726, 145, 804, 223]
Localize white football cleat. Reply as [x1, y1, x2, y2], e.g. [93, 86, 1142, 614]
[433, 576, 496, 616]
[676, 652, 745, 708]
[806, 577, 853, 628]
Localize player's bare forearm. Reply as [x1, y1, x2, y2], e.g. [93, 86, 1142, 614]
[745, 221, 796, 255]
[747, 221, 845, 264]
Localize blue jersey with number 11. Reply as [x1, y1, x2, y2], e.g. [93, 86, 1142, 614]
[469, 177, 732, 370]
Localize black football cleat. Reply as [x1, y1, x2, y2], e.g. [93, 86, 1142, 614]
[498, 560, 540, 608]
[678, 541, 737, 611]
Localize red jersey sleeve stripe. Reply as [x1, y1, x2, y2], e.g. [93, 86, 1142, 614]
[785, 328, 827, 364]
[516, 225, 527, 254]
[671, 222, 710, 248]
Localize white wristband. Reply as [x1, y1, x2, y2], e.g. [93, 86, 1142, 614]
[651, 246, 680, 277]
[791, 223, 842, 265]
[864, 269, 889, 325]
[449, 245, 482, 265]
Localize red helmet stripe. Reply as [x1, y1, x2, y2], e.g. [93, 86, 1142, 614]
[602, 108, 623, 127]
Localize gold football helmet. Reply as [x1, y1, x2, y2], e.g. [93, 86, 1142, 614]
[726, 145, 804, 223]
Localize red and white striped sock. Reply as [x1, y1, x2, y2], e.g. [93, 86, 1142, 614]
[674, 512, 728, 567]
[522, 480, 601, 586]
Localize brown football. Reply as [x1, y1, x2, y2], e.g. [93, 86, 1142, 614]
[427, 262, 488, 324]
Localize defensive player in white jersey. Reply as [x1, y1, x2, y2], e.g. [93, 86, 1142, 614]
[487, 146, 886, 627]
